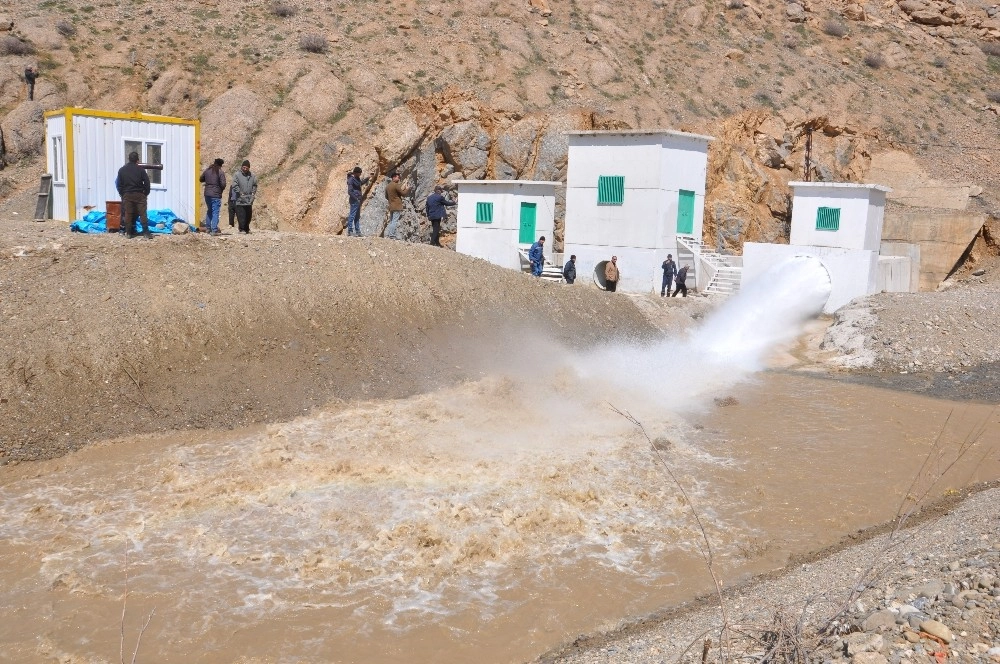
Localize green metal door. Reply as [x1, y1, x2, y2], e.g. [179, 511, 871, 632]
[518, 202, 537, 243]
[676, 190, 695, 234]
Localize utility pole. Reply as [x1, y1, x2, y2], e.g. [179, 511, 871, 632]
[803, 126, 813, 182]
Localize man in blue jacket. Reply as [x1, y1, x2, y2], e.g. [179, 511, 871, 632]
[346, 166, 370, 237]
[424, 185, 456, 247]
[528, 236, 546, 277]
[661, 253, 676, 297]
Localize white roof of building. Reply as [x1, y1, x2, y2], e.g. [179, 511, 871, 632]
[564, 129, 714, 142]
[789, 181, 892, 193]
[452, 180, 563, 186]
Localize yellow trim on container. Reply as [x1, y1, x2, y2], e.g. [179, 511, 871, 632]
[194, 119, 201, 229]
[65, 112, 75, 223]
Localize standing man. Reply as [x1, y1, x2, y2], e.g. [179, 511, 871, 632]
[528, 236, 546, 277]
[24, 66, 37, 101]
[346, 166, 370, 237]
[384, 171, 409, 240]
[425, 185, 456, 247]
[200, 157, 226, 235]
[660, 253, 676, 297]
[231, 160, 258, 235]
[116, 151, 151, 239]
[604, 255, 620, 292]
[672, 264, 689, 297]
[563, 254, 577, 284]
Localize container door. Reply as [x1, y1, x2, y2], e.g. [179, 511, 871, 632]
[518, 202, 537, 243]
[676, 190, 695, 234]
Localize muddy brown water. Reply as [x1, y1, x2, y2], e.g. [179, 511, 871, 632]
[0, 371, 996, 663]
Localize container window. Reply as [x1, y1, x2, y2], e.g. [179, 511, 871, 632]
[123, 139, 165, 187]
[51, 136, 64, 183]
[816, 207, 841, 231]
[476, 202, 493, 223]
[597, 176, 624, 205]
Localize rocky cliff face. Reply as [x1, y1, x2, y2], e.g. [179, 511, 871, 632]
[1, 0, 999, 249]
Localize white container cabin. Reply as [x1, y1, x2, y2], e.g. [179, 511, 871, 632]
[562, 129, 713, 292]
[44, 108, 199, 223]
[453, 180, 560, 271]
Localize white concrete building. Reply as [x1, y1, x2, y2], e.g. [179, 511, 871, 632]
[453, 180, 560, 271]
[742, 182, 913, 313]
[562, 129, 713, 293]
[44, 108, 199, 222]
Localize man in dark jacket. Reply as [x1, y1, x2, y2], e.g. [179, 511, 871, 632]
[528, 236, 546, 277]
[231, 160, 258, 234]
[563, 254, 577, 284]
[24, 66, 37, 101]
[346, 166, 370, 237]
[116, 152, 151, 239]
[424, 185, 456, 247]
[200, 158, 226, 235]
[672, 264, 689, 297]
[661, 253, 676, 297]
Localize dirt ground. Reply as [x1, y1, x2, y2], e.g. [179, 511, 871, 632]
[0, 209, 693, 463]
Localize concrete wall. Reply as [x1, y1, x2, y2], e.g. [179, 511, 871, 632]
[742, 242, 878, 313]
[879, 241, 921, 293]
[454, 181, 557, 271]
[789, 184, 888, 252]
[881, 208, 986, 291]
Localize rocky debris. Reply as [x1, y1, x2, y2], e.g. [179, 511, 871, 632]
[822, 258, 1000, 372]
[0, 103, 44, 163]
[786, 2, 809, 21]
[545, 485, 1000, 664]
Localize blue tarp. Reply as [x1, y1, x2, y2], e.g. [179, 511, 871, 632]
[70, 209, 185, 234]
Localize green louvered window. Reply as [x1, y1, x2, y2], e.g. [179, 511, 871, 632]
[475, 202, 494, 223]
[816, 207, 841, 231]
[597, 176, 625, 206]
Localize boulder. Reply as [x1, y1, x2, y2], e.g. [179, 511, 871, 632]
[844, 3, 867, 20]
[588, 57, 618, 86]
[496, 116, 545, 178]
[374, 104, 425, 169]
[287, 68, 348, 125]
[681, 4, 706, 27]
[246, 108, 309, 176]
[899, 0, 926, 13]
[199, 87, 268, 167]
[439, 120, 490, 179]
[271, 163, 321, 232]
[0, 102, 44, 162]
[910, 9, 954, 23]
[786, 3, 808, 21]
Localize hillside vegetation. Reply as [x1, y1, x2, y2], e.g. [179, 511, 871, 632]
[1, 0, 999, 247]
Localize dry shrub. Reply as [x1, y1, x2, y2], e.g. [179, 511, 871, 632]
[986, 90, 1000, 104]
[863, 52, 885, 69]
[822, 20, 848, 37]
[726, 0, 745, 8]
[270, 2, 297, 17]
[981, 42, 1000, 56]
[299, 33, 327, 53]
[56, 20, 76, 37]
[0, 35, 35, 56]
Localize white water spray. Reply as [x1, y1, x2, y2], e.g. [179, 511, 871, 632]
[576, 256, 832, 410]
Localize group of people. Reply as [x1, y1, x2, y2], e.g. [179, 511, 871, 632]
[528, 239, 689, 296]
[347, 166, 456, 244]
[200, 159, 259, 235]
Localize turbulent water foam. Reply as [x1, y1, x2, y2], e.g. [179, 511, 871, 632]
[0, 257, 833, 661]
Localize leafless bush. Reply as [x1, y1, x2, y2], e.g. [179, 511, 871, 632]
[932, 56, 947, 68]
[863, 52, 885, 69]
[56, 20, 76, 37]
[822, 20, 848, 37]
[987, 90, 1000, 104]
[299, 33, 327, 53]
[0, 35, 35, 56]
[270, 1, 297, 17]
[726, 0, 745, 9]
[981, 42, 1000, 56]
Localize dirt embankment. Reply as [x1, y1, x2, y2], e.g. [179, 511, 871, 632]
[0, 222, 659, 463]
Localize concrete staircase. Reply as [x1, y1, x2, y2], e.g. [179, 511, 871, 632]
[518, 248, 564, 283]
[675, 234, 743, 295]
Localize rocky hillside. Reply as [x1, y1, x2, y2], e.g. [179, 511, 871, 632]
[2, 0, 1000, 249]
